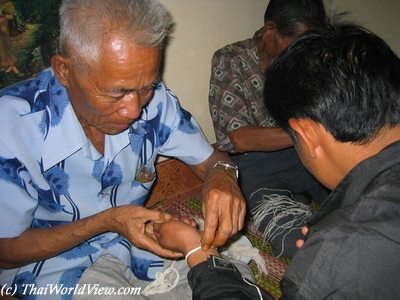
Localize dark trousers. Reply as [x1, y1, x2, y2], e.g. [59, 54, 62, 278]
[231, 147, 328, 208]
[231, 148, 330, 257]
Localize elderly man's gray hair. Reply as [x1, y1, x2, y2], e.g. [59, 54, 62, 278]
[59, 0, 173, 64]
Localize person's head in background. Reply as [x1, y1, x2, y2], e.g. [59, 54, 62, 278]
[264, 23, 400, 190]
[258, 0, 327, 70]
[51, 0, 173, 137]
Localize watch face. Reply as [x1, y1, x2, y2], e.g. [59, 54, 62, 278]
[210, 256, 236, 271]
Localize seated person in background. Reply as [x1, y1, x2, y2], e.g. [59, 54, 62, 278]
[208, 0, 329, 258]
[154, 219, 274, 300]
[264, 23, 400, 298]
[0, 0, 245, 298]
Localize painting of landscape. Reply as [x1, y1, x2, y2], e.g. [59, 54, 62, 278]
[0, 0, 61, 87]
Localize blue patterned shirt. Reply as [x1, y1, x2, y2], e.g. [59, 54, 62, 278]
[0, 68, 213, 299]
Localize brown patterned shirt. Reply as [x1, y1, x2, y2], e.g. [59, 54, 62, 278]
[208, 30, 277, 153]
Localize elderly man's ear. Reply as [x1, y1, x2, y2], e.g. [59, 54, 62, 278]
[51, 54, 70, 87]
[288, 118, 322, 159]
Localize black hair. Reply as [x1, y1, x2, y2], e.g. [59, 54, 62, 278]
[264, 0, 327, 37]
[264, 23, 400, 145]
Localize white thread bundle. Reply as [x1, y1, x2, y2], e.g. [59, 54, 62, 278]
[223, 240, 268, 275]
[195, 216, 267, 274]
[142, 260, 180, 296]
[251, 188, 312, 257]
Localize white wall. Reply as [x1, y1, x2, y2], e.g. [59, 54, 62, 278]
[160, 0, 266, 143]
[325, 0, 400, 54]
[160, 0, 400, 144]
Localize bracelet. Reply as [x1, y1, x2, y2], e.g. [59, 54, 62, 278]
[212, 160, 239, 179]
[185, 246, 202, 263]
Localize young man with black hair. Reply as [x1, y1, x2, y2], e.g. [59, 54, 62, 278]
[264, 23, 400, 299]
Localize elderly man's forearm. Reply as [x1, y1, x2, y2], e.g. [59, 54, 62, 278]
[0, 211, 109, 268]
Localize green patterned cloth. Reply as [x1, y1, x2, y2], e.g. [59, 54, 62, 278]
[152, 192, 290, 299]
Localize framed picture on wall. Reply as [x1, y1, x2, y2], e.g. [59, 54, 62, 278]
[0, 0, 61, 87]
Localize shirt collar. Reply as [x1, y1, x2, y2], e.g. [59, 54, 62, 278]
[42, 101, 87, 171]
[41, 73, 130, 171]
[309, 140, 400, 225]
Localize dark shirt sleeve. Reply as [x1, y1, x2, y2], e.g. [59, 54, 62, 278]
[281, 219, 400, 299]
[187, 256, 274, 300]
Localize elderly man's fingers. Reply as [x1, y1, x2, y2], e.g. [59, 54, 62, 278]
[203, 203, 233, 249]
[144, 221, 155, 239]
[200, 210, 218, 251]
[210, 215, 233, 247]
[231, 194, 246, 233]
[201, 189, 246, 249]
[147, 210, 172, 224]
[238, 201, 246, 230]
[178, 216, 198, 227]
[153, 222, 161, 232]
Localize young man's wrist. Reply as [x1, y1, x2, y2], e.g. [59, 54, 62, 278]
[186, 247, 219, 268]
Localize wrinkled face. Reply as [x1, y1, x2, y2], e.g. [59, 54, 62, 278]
[65, 33, 160, 135]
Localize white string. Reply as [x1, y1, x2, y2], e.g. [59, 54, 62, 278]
[194, 215, 267, 275]
[185, 245, 202, 263]
[243, 276, 263, 300]
[193, 216, 205, 231]
[250, 188, 312, 257]
[142, 260, 180, 296]
[223, 241, 267, 275]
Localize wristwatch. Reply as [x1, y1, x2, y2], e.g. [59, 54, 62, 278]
[212, 160, 239, 179]
[207, 255, 237, 272]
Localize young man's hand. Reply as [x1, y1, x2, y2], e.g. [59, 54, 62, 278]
[296, 226, 309, 249]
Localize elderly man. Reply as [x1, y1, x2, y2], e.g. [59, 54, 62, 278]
[208, 0, 329, 258]
[264, 23, 400, 298]
[0, 0, 245, 298]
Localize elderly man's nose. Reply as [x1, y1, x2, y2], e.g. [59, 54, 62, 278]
[118, 93, 141, 119]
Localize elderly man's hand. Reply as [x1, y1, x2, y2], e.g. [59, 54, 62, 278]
[106, 205, 183, 258]
[200, 168, 246, 251]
